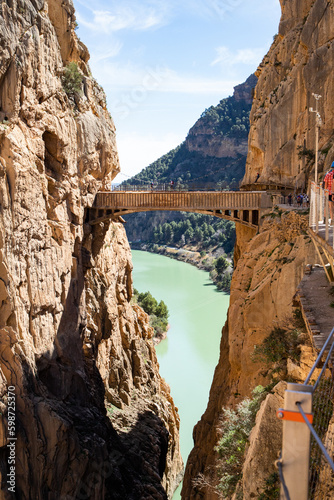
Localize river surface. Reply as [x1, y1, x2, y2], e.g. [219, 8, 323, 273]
[131, 250, 230, 499]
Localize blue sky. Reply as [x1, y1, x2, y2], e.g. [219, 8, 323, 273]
[72, 0, 281, 181]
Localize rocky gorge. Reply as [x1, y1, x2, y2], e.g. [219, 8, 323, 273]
[1, 0, 334, 499]
[182, 0, 334, 498]
[0, 0, 182, 498]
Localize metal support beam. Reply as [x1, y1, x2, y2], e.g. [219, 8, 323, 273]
[279, 383, 313, 500]
[309, 232, 332, 283]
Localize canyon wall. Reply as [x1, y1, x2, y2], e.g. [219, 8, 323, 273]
[243, 0, 334, 189]
[183, 214, 318, 499]
[183, 0, 334, 497]
[0, 1, 182, 498]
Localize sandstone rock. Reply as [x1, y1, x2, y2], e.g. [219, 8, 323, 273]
[233, 74, 257, 105]
[183, 213, 319, 499]
[242, 382, 286, 499]
[186, 76, 256, 160]
[242, 0, 334, 189]
[184, 2, 334, 498]
[0, 0, 182, 498]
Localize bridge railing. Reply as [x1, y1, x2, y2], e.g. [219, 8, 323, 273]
[277, 328, 334, 499]
[112, 182, 238, 192]
[95, 190, 273, 212]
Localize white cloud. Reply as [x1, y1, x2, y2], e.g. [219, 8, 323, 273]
[113, 132, 185, 182]
[91, 61, 238, 95]
[211, 46, 266, 67]
[92, 62, 238, 121]
[91, 42, 123, 62]
[158, 68, 238, 94]
[76, 1, 170, 34]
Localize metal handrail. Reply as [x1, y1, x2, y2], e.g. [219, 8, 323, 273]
[276, 453, 291, 500]
[113, 182, 238, 192]
[304, 326, 334, 386]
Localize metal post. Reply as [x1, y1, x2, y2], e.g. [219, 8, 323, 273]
[325, 192, 329, 242]
[310, 93, 322, 185]
[315, 117, 319, 186]
[309, 183, 314, 228]
[279, 383, 313, 500]
[315, 185, 319, 234]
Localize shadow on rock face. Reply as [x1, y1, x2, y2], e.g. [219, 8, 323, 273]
[2, 228, 169, 499]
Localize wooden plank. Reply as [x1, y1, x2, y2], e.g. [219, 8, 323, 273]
[310, 233, 332, 283]
[94, 190, 274, 217]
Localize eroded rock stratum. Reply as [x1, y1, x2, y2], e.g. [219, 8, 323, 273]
[183, 0, 334, 498]
[243, 0, 334, 188]
[0, 1, 182, 498]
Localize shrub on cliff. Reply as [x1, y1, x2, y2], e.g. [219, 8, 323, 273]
[132, 290, 169, 337]
[62, 62, 83, 98]
[252, 325, 301, 379]
[214, 256, 229, 274]
[215, 386, 269, 497]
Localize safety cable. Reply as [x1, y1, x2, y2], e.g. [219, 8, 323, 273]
[296, 402, 334, 472]
[276, 452, 291, 500]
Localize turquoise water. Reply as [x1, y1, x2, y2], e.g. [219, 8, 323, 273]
[131, 250, 230, 499]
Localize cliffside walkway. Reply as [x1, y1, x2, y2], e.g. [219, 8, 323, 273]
[309, 181, 334, 280]
[89, 189, 273, 229]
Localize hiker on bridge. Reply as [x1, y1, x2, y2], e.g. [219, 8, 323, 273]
[323, 162, 334, 220]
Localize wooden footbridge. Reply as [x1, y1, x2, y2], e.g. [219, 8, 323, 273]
[88, 189, 274, 229]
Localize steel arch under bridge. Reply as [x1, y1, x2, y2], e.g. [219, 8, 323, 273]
[88, 190, 274, 229]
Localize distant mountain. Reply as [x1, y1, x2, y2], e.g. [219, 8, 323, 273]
[123, 74, 257, 190]
[123, 75, 257, 264]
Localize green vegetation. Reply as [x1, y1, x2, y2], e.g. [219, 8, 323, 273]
[252, 326, 300, 370]
[200, 96, 251, 139]
[122, 142, 245, 190]
[127, 212, 234, 291]
[62, 62, 83, 98]
[252, 324, 302, 380]
[214, 256, 229, 274]
[215, 386, 269, 497]
[150, 214, 235, 254]
[258, 473, 280, 499]
[122, 94, 251, 189]
[132, 289, 169, 337]
[252, 327, 300, 364]
[297, 145, 315, 164]
[209, 256, 231, 291]
[124, 90, 254, 293]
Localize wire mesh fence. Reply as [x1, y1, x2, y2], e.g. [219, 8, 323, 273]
[309, 374, 334, 499]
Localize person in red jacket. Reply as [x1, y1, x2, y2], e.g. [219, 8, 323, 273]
[323, 161, 334, 220]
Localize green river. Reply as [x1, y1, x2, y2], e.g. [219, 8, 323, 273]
[131, 250, 230, 499]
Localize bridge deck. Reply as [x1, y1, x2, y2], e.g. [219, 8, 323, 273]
[94, 190, 273, 212]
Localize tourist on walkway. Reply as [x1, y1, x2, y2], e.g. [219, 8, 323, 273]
[303, 194, 309, 207]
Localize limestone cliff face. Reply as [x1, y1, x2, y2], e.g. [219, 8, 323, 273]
[242, 0, 334, 189]
[0, 1, 182, 498]
[182, 213, 318, 499]
[183, 2, 334, 497]
[185, 75, 256, 160]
